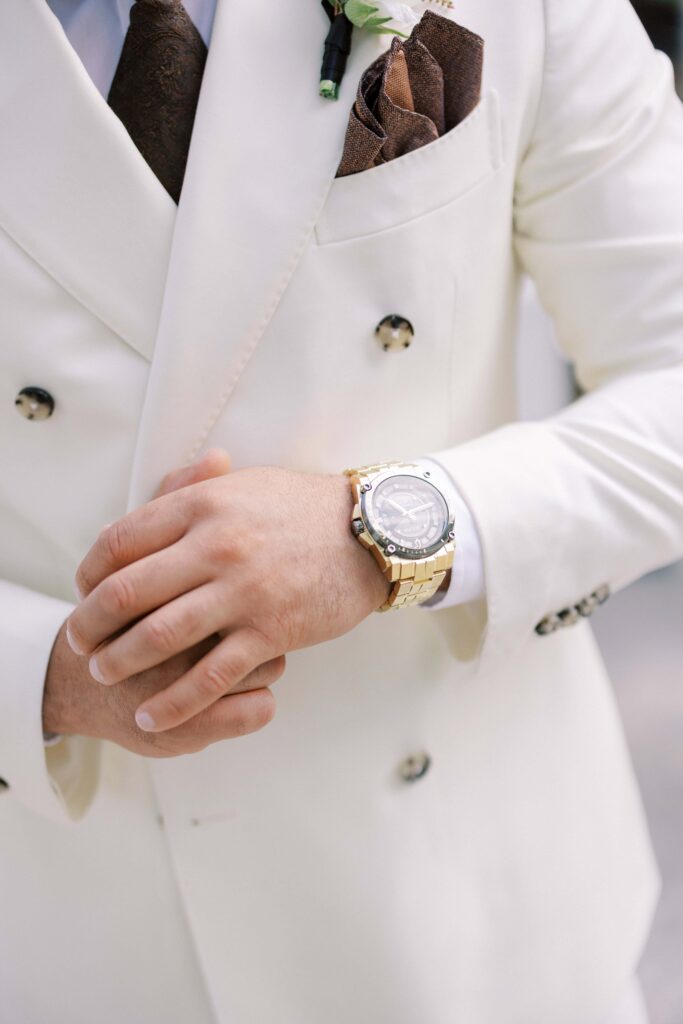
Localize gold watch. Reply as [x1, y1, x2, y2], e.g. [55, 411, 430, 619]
[344, 461, 456, 611]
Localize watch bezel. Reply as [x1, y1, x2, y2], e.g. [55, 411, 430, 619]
[359, 468, 455, 560]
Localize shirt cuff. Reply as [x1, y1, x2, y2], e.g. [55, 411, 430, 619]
[414, 456, 485, 610]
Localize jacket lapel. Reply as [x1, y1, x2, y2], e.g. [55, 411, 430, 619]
[0, 0, 176, 362]
[127, 0, 385, 506]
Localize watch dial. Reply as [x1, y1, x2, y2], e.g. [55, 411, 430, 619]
[364, 475, 450, 557]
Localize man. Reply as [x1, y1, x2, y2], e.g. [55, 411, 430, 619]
[0, 0, 681, 1021]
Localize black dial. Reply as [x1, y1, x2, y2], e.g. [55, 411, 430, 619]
[363, 474, 450, 558]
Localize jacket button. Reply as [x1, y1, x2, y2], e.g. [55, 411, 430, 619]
[398, 751, 431, 783]
[0, 778, 9, 791]
[535, 613, 560, 636]
[576, 594, 599, 617]
[15, 386, 55, 421]
[558, 606, 581, 627]
[375, 315, 414, 352]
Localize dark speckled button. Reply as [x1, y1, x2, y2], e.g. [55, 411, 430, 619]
[558, 606, 581, 628]
[535, 614, 560, 636]
[375, 315, 414, 352]
[398, 751, 431, 783]
[15, 386, 55, 421]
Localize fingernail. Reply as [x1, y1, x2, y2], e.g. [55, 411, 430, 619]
[88, 656, 106, 685]
[66, 621, 83, 656]
[135, 709, 156, 732]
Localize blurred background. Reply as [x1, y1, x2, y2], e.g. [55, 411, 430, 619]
[518, 4, 682, 1019]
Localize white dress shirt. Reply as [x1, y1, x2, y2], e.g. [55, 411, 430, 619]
[44, 0, 485, 610]
[46, 0, 217, 95]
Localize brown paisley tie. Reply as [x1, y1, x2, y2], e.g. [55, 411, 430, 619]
[108, 0, 208, 203]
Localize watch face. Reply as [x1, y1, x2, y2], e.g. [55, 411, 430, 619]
[362, 474, 451, 558]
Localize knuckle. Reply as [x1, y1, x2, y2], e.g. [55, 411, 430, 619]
[102, 518, 134, 566]
[190, 525, 229, 569]
[74, 565, 93, 599]
[145, 614, 181, 654]
[186, 481, 219, 518]
[173, 601, 201, 640]
[230, 690, 276, 736]
[243, 571, 270, 609]
[101, 572, 137, 615]
[244, 618, 286, 661]
[196, 662, 235, 701]
[227, 647, 252, 682]
[159, 468, 177, 492]
[272, 653, 287, 678]
[262, 654, 286, 685]
[211, 529, 241, 568]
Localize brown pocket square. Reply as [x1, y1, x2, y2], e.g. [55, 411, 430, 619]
[336, 11, 484, 178]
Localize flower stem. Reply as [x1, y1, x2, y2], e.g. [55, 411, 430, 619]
[320, 2, 354, 100]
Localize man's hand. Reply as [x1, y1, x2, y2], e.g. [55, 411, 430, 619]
[66, 458, 390, 735]
[43, 449, 281, 755]
[43, 619, 278, 756]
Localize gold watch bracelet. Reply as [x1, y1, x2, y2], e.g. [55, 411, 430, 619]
[344, 462, 455, 612]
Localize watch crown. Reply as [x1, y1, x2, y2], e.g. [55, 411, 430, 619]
[351, 518, 365, 536]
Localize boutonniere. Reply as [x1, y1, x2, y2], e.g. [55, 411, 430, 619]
[319, 0, 455, 99]
[319, 0, 414, 99]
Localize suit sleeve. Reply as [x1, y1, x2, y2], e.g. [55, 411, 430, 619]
[0, 579, 100, 822]
[416, 457, 486, 609]
[427, 0, 683, 671]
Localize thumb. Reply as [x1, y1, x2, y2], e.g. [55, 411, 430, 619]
[155, 448, 232, 498]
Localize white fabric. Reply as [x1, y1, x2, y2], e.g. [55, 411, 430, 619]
[599, 980, 650, 1024]
[419, 456, 486, 604]
[0, 0, 678, 1020]
[43, 0, 485, 611]
[0, 581, 93, 819]
[17, 15, 483, 771]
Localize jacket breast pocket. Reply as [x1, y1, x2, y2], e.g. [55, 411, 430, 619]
[315, 89, 502, 246]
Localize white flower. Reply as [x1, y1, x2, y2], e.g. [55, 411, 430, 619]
[372, 1, 422, 28]
[342, 0, 425, 33]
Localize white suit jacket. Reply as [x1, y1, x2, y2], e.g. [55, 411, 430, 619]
[1, 0, 682, 1021]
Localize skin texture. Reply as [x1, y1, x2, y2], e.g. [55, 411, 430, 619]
[43, 621, 280, 757]
[50, 449, 390, 751]
[43, 451, 285, 755]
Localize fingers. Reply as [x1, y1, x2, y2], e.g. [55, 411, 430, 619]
[215, 654, 286, 696]
[68, 542, 211, 659]
[77, 449, 231, 599]
[181, 687, 277, 750]
[140, 687, 277, 757]
[84, 583, 236, 685]
[75, 493, 194, 599]
[155, 448, 231, 498]
[134, 629, 283, 732]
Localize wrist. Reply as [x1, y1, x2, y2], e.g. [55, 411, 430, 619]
[42, 620, 92, 737]
[342, 461, 455, 611]
[331, 472, 392, 611]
